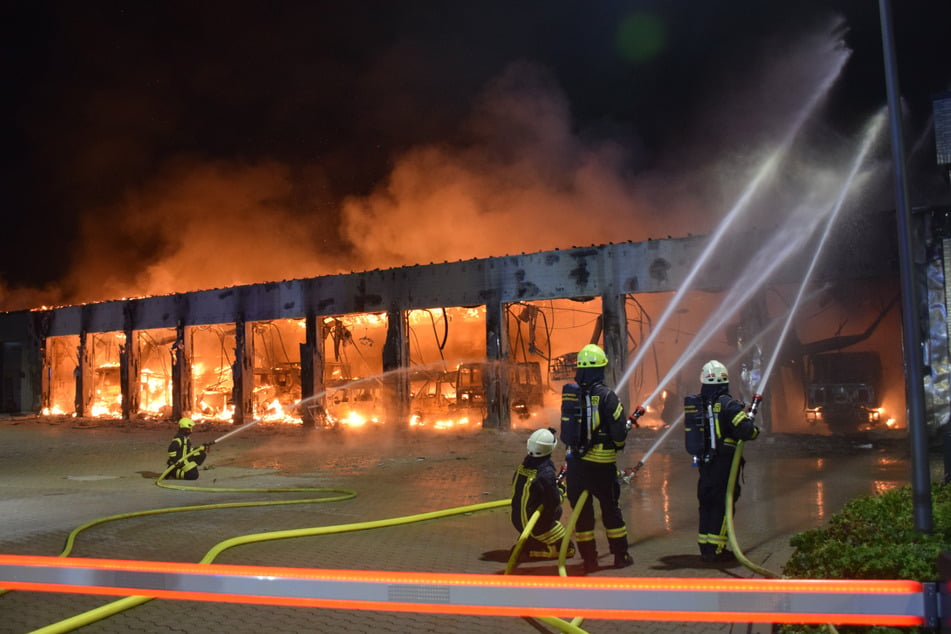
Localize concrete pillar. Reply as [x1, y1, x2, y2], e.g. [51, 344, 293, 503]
[171, 321, 193, 422]
[299, 314, 326, 429]
[75, 331, 93, 417]
[27, 312, 50, 415]
[120, 302, 140, 419]
[39, 338, 51, 414]
[485, 298, 511, 430]
[382, 307, 409, 428]
[232, 317, 254, 426]
[601, 292, 627, 408]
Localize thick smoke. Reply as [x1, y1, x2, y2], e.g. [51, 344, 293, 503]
[59, 159, 348, 302]
[340, 61, 684, 268]
[0, 16, 868, 312]
[339, 18, 859, 268]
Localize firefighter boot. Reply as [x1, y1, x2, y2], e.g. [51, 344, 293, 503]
[613, 551, 633, 569]
[578, 541, 598, 573]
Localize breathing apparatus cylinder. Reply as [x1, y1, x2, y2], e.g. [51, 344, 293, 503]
[560, 382, 591, 456]
[683, 394, 705, 462]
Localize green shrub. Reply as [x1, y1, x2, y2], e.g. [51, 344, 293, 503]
[780, 483, 950, 634]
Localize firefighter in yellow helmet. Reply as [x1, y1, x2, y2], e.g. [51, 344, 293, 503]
[559, 343, 633, 573]
[166, 417, 211, 480]
[684, 360, 760, 563]
[510, 427, 575, 560]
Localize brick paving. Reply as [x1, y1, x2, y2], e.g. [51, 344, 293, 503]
[0, 416, 933, 633]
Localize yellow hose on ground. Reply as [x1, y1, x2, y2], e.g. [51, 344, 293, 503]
[28, 495, 509, 634]
[552, 490, 590, 632]
[557, 489, 587, 578]
[504, 504, 587, 634]
[725, 442, 839, 634]
[724, 440, 781, 579]
[0, 450, 357, 603]
[505, 507, 541, 575]
[199, 498, 508, 563]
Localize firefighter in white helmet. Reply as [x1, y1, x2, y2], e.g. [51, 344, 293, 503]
[684, 360, 760, 563]
[510, 427, 575, 560]
[166, 417, 211, 480]
[559, 343, 633, 572]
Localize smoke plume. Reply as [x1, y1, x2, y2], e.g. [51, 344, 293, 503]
[0, 16, 863, 312]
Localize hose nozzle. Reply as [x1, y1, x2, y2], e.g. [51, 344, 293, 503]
[748, 394, 763, 419]
[620, 460, 644, 484]
[626, 405, 646, 430]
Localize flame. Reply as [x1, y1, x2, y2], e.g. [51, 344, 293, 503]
[409, 414, 472, 430]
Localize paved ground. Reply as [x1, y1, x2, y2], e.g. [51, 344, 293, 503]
[0, 416, 942, 634]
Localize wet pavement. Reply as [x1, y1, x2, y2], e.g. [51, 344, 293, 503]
[0, 416, 942, 634]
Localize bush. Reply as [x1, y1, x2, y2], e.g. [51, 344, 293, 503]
[780, 483, 950, 634]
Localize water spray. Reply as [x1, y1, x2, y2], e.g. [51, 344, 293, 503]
[747, 394, 764, 421]
[615, 52, 850, 396]
[622, 286, 831, 481]
[619, 207, 832, 482]
[753, 110, 887, 398]
[209, 418, 261, 446]
[622, 109, 886, 481]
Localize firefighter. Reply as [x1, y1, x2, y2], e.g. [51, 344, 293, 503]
[685, 360, 760, 562]
[560, 343, 633, 573]
[166, 417, 211, 480]
[510, 427, 575, 560]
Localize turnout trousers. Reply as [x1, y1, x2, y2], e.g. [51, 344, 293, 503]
[697, 446, 742, 557]
[566, 455, 628, 561]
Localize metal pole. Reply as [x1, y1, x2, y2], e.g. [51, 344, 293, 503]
[878, 0, 933, 531]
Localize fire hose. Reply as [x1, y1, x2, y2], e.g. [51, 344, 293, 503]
[618, 394, 787, 584]
[21, 422, 531, 634]
[25, 410, 786, 634]
[504, 464, 589, 632]
[25, 486, 512, 634]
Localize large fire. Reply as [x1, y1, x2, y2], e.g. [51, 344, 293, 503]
[41, 302, 596, 431]
[39, 280, 906, 436]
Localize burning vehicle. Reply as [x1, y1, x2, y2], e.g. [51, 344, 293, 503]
[804, 351, 888, 434]
[456, 361, 545, 419]
[409, 361, 546, 426]
[410, 370, 458, 423]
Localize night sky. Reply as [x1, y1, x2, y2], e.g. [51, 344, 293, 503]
[2, 1, 950, 312]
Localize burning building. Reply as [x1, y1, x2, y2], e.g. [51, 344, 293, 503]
[0, 216, 947, 437]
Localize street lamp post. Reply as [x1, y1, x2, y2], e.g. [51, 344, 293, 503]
[878, 0, 933, 532]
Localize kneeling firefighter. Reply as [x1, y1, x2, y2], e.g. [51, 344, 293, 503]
[684, 360, 760, 562]
[510, 428, 575, 560]
[560, 343, 633, 572]
[167, 417, 211, 480]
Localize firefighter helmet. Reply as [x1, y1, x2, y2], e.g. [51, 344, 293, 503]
[178, 417, 195, 430]
[527, 428, 557, 457]
[576, 344, 608, 368]
[700, 360, 729, 385]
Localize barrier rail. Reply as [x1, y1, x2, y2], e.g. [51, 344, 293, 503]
[0, 554, 943, 628]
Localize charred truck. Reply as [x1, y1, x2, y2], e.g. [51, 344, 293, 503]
[804, 351, 885, 434]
